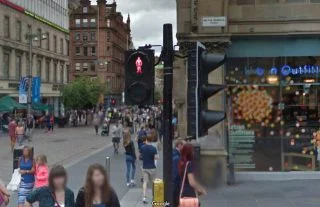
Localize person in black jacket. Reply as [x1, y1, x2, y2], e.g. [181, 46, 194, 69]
[75, 163, 120, 207]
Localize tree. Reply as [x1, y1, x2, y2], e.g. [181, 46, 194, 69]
[61, 77, 106, 110]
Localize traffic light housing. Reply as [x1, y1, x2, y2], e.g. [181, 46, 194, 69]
[125, 49, 155, 106]
[187, 42, 226, 138]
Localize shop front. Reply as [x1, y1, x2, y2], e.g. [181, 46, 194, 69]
[226, 37, 320, 172]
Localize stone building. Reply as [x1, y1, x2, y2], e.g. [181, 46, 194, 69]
[0, 0, 69, 116]
[176, 0, 320, 183]
[69, 0, 132, 107]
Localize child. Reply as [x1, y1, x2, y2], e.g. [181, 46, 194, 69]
[35, 155, 49, 188]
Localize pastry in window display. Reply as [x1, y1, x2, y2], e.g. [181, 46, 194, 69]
[235, 88, 273, 122]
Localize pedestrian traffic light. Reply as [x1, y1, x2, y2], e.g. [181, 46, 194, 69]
[125, 49, 155, 106]
[111, 99, 116, 106]
[187, 42, 226, 138]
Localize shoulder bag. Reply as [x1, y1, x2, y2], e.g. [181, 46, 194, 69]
[179, 162, 199, 207]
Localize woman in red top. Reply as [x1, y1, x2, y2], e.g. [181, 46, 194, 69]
[8, 119, 17, 152]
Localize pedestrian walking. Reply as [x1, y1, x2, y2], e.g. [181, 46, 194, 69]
[0, 180, 10, 207]
[25, 165, 75, 207]
[16, 122, 25, 146]
[35, 154, 49, 188]
[93, 113, 100, 135]
[178, 144, 206, 207]
[75, 163, 120, 207]
[123, 130, 136, 187]
[111, 122, 122, 154]
[46, 113, 51, 133]
[8, 119, 17, 152]
[140, 136, 158, 204]
[50, 114, 54, 132]
[172, 140, 184, 207]
[25, 115, 34, 141]
[18, 146, 35, 207]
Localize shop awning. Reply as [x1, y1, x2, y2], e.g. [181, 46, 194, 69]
[0, 96, 27, 112]
[32, 103, 53, 111]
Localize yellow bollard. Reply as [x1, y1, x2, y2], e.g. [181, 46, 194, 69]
[153, 178, 164, 205]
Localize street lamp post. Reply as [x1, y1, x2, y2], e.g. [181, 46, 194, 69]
[25, 33, 47, 117]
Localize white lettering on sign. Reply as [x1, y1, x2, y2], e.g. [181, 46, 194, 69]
[202, 16, 227, 27]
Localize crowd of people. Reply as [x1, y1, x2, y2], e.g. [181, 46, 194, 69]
[0, 105, 207, 207]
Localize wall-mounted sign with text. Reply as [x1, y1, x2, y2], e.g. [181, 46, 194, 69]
[202, 16, 227, 27]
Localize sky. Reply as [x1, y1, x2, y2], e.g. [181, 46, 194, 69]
[92, 0, 177, 53]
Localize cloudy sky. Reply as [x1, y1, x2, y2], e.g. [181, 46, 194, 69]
[92, 0, 177, 52]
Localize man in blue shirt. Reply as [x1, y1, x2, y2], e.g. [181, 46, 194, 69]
[172, 140, 184, 207]
[140, 136, 158, 204]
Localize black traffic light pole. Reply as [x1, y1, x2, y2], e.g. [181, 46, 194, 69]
[162, 24, 174, 206]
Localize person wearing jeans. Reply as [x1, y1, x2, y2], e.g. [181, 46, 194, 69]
[123, 129, 136, 187]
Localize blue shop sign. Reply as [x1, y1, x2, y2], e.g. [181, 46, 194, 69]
[244, 65, 320, 76]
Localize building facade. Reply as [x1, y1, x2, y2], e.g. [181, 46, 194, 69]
[176, 0, 320, 180]
[69, 0, 131, 107]
[0, 0, 69, 116]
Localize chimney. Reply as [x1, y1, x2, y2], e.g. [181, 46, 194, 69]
[97, 0, 106, 17]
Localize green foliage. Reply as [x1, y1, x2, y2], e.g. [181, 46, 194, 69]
[61, 76, 106, 109]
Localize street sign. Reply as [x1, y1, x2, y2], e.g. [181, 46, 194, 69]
[202, 16, 227, 27]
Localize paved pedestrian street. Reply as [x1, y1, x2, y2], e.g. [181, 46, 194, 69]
[0, 127, 111, 184]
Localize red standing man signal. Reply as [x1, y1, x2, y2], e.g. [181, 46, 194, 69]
[135, 56, 143, 74]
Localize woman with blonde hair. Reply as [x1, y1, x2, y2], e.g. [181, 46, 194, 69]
[123, 129, 137, 187]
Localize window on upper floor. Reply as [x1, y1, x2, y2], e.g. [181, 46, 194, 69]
[83, 63, 88, 71]
[75, 19, 81, 27]
[230, 0, 255, 5]
[37, 29, 42, 48]
[90, 32, 95, 40]
[16, 20, 21, 41]
[90, 19, 96, 27]
[4, 16, 10, 38]
[91, 47, 96, 56]
[76, 47, 80, 56]
[83, 19, 88, 27]
[83, 33, 88, 41]
[60, 38, 64, 54]
[75, 63, 81, 71]
[53, 35, 57, 53]
[83, 47, 88, 56]
[107, 19, 111, 27]
[75, 33, 80, 40]
[83, 7, 88, 13]
[90, 63, 95, 72]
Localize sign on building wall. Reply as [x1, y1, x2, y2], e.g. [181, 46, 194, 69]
[202, 16, 227, 27]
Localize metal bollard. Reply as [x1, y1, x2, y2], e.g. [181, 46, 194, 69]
[227, 154, 235, 185]
[106, 157, 111, 179]
[153, 179, 164, 204]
